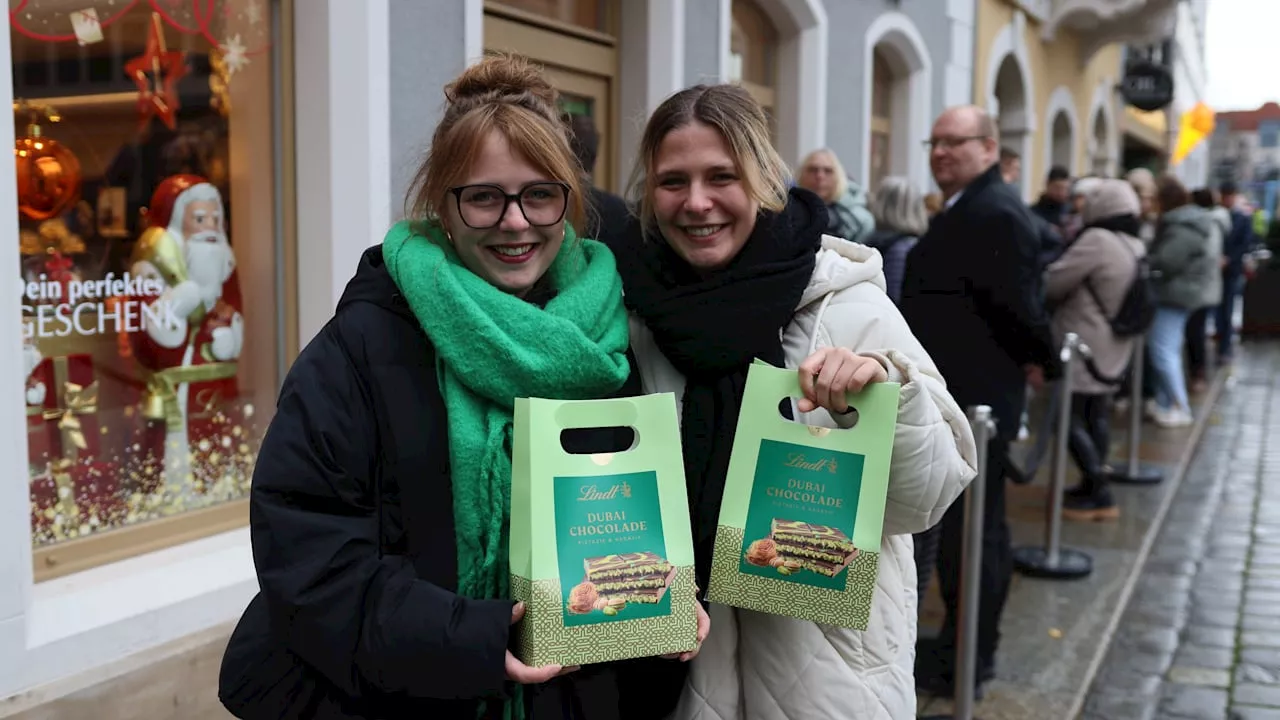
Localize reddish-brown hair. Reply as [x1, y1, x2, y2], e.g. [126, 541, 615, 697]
[1156, 174, 1190, 213]
[405, 53, 585, 234]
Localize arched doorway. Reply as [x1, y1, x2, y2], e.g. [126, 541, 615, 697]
[1043, 86, 1079, 177]
[993, 55, 1031, 198]
[730, 0, 779, 141]
[863, 12, 932, 191]
[1050, 112, 1074, 173]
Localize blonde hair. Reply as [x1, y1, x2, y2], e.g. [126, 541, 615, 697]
[798, 148, 848, 204]
[1125, 167, 1157, 199]
[405, 53, 585, 234]
[626, 84, 789, 239]
[869, 177, 928, 237]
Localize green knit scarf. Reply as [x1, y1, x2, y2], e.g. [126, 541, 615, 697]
[382, 220, 630, 717]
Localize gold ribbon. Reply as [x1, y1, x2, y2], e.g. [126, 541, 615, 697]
[142, 361, 239, 430]
[38, 356, 98, 462]
[19, 218, 86, 256]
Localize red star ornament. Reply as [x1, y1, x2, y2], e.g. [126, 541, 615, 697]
[124, 13, 189, 130]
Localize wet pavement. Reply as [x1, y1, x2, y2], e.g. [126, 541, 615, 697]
[1082, 341, 1280, 720]
[916, 342, 1280, 719]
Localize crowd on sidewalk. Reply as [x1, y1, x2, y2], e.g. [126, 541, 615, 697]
[211, 54, 1269, 720]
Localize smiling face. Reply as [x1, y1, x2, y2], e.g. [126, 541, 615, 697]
[650, 121, 759, 272]
[443, 130, 566, 296]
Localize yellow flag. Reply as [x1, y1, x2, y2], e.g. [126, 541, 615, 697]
[1172, 102, 1216, 165]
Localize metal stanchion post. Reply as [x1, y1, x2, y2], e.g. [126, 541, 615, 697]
[1012, 333, 1094, 580]
[921, 406, 996, 720]
[1106, 336, 1164, 485]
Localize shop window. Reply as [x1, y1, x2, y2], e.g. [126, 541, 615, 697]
[730, 0, 777, 133]
[868, 49, 893, 192]
[11, 0, 287, 579]
[491, 0, 611, 35]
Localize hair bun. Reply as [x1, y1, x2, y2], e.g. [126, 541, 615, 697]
[446, 52, 558, 110]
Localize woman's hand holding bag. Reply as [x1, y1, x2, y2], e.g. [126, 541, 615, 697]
[797, 348, 889, 414]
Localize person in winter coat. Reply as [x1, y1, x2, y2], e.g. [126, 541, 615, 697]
[1146, 175, 1223, 428]
[1043, 179, 1148, 521]
[217, 54, 707, 720]
[1030, 164, 1071, 231]
[1126, 168, 1159, 242]
[609, 83, 978, 720]
[902, 106, 1060, 699]
[1062, 176, 1104, 244]
[1184, 188, 1231, 390]
[863, 176, 927, 305]
[797, 148, 876, 244]
[1216, 181, 1260, 364]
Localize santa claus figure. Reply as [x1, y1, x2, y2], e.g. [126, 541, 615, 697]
[129, 174, 244, 496]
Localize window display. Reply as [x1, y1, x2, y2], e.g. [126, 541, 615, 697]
[11, 0, 280, 556]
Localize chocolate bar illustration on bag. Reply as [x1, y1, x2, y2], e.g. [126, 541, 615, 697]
[567, 552, 678, 615]
[755, 519, 861, 577]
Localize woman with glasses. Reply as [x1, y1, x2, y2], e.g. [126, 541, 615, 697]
[610, 84, 977, 720]
[218, 54, 706, 720]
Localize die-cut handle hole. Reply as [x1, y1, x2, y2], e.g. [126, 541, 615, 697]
[778, 397, 859, 428]
[560, 426, 639, 457]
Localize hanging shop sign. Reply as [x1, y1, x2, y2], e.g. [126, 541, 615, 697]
[1120, 60, 1174, 112]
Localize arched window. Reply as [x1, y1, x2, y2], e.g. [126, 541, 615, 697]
[730, 0, 778, 139]
[993, 55, 1031, 198]
[1050, 111, 1074, 173]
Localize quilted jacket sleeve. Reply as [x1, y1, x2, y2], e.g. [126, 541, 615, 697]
[815, 294, 979, 536]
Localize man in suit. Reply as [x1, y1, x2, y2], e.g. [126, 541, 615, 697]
[901, 105, 1058, 697]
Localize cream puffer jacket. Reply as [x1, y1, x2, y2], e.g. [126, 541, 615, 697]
[629, 236, 978, 720]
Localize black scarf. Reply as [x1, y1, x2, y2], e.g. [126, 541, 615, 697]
[1082, 213, 1142, 238]
[613, 187, 827, 589]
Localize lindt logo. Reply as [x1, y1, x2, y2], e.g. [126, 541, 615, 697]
[785, 453, 838, 473]
[579, 481, 632, 501]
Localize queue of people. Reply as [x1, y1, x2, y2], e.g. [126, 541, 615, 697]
[213, 52, 1263, 720]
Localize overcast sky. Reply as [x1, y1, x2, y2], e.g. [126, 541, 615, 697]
[1205, 0, 1280, 111]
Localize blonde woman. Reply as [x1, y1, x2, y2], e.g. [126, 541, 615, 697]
[797, 148, 876, 243]
[611, 83, 977, 720]
[864, 176, 929, 304]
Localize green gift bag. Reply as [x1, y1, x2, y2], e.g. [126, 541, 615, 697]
[707, 361, 900, 629]
[510, 393, 699, 667]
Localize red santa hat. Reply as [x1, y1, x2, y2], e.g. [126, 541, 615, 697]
[145, 174, 223, 239]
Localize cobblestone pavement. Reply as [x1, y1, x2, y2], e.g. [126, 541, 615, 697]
[918, 353, 1231, 719]
[1083, 341, 1280, 720]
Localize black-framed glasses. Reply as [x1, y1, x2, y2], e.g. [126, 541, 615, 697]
[448, 182, 571, 229]
[923, 136, 989, 151]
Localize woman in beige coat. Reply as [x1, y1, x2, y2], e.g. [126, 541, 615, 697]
[1044, 179, 1147, 521]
